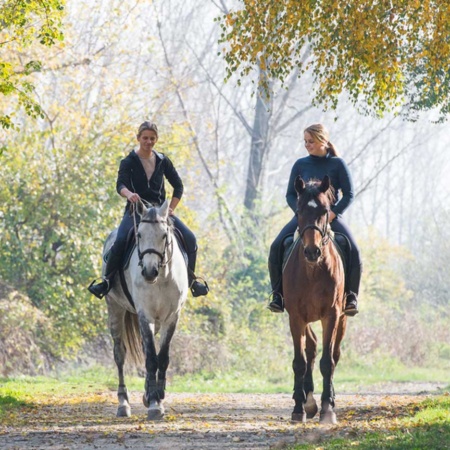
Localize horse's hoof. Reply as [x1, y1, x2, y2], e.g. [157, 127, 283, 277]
[319, 411, 337, 425]
[117, 405, 131, 418]
[291, 412, 307, 423]
[147, 407, 164, 421]
[305, 392, 318, 419]
[147, 400, 165, 421]
[142, 394, 149, 408]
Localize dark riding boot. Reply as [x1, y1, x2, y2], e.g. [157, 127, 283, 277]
[187, 250, 209, 297]
[267, 261, 284, 313]
[88, 251, 122, 299]
[344, 292, 359, 316]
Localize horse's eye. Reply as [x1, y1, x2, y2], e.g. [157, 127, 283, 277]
[137, 232, 141, 239]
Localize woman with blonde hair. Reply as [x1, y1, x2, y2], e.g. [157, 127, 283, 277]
[268, 123, 361, 315]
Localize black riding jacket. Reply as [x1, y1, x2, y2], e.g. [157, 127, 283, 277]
[116, 150, 184, 210]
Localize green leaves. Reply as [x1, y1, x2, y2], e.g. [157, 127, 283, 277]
[0, 0, 65, 129]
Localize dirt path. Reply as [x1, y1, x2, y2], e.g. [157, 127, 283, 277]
[0, 383, 446, 450]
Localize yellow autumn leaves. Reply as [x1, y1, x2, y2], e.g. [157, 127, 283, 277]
[219, 0, 450, 118]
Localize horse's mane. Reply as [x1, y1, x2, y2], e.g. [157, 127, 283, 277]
[297, 179, 335, 211]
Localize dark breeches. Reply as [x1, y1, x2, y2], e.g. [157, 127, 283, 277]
[330, 218, 362, 296]
[269, 216, 362, 296]
[110, 210, 197, 268]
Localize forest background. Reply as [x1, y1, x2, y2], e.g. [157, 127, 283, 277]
[1, 0, 449, 390]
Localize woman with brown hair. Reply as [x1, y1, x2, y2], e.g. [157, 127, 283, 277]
[88, 121, 209, 299]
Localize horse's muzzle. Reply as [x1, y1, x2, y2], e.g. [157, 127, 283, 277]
[141, 266, 159, 283]
[304, 246, 322, 263]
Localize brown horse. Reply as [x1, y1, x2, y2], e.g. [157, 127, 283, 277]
[283, 175, 347, 424]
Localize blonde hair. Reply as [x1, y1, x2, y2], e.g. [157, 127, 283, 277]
[304, 123, 339, 157]
[137, 121, 158, 138]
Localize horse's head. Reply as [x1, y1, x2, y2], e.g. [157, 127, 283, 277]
[295, 175, 335, 263]
[136, 200, 172, 283]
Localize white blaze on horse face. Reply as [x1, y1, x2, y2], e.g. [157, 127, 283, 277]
[308, 199, 318, 208]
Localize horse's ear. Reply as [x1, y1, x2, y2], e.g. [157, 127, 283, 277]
[319, 175, 330, 193]
[136, 199, 147, 217]
[159, 200, 169, 219]
[295, 176, 306, 195]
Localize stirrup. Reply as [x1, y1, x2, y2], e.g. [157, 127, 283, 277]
[344, 303, 359, 316]
[190, 276, 209, 297]
[344, 293, 359, 317]
[87, 277, 110, 299]
[267, 292, 284, 313]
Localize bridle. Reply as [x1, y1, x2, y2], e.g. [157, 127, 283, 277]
[132, 206, 173, 269]
[298, 210, 331, 249]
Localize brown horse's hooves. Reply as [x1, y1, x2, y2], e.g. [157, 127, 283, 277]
[305, 392, 318, 419]
[291, 412, 307, 423]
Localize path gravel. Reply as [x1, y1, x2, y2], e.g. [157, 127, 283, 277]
[0, 383, 447, 449]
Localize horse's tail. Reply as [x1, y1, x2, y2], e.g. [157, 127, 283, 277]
[123, 310, 144, 368]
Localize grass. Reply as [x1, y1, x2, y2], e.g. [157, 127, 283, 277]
[169, 361, 450, 394]
[289, 396, 450, 449]
[1, 360, 448, 413]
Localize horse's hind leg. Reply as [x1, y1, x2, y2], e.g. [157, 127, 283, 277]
[108, 303, 131, 418]
[304, 325, 318, 419]
[138, 312, 163, 420]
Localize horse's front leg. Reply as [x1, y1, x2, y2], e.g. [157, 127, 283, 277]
[138, 312, 162, 420]
[290, 316, 308, 422]
[319, 314, 340, 424]
[304, 324, 319, 419]
[156, 319, 178, 401]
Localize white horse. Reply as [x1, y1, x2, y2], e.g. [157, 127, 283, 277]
[104, 200, 188, 420]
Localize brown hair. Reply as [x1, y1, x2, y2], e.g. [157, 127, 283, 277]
[137, 121, 158, 138]
[304, 123, 339, 157]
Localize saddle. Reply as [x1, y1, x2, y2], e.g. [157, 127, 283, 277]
[282, 231, 351, 278]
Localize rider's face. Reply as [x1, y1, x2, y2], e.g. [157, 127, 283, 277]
[304, 131, 327, 157]
[138, 130, 158, 151]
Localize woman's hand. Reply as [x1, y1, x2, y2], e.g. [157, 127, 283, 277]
[329, 211, 337, 223]
[126, 192, 141, 203]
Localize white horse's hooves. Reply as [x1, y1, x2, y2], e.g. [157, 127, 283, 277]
[117, 405, 131, 418]
[319, 411, 337, 425]
[147, 401, 165, 421]
[147, 407, 164, 421]
[291, 412, 307, 423]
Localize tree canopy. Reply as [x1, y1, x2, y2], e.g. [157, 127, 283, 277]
[0, 0, 65, 129]
[219, 0, 450, 120]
